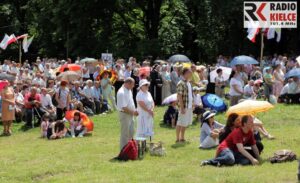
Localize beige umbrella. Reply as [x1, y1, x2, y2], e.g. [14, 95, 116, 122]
[226, 100, 274, 116]
[57, 71, 81, 82]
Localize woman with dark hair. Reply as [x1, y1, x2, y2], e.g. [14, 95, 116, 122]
[219, 113, 240, 143]
[229, 70, 244, 106]
[199, 111, 224, 149]
[215, 68, 225, 98]
[219, 113, 264, 154]
[47, 120, 67, 139]
[69, 112, 86, 138]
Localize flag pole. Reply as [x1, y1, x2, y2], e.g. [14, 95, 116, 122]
[260, 31, 264, 62]
[19, 40, 22, 64]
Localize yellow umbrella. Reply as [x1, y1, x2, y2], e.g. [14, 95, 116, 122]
[182, 62, 191, 68]
[226, 100, 274, 116]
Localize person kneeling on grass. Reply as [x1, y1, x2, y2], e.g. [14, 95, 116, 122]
[201, 115, 261, 166]
[163, 101, 178, 128]
[47, 120, 68, 140]
[199, 111, 224, 149]
[69, 112, 87, 138]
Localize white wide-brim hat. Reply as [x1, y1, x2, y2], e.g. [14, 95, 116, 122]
[138, 79, 150, 89]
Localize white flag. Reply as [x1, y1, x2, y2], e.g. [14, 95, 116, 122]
[267, 28, 276, 39]
[22, 35, 34, 53]
[275, 28, 281, 42]
[247, 28, 260, 43]
[0, 34, 10, 50]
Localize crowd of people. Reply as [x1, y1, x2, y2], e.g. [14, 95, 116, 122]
[0, 53, 297, 166]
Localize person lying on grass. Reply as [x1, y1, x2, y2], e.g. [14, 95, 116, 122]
[201, 115, 261, 166]
[199, 111, 224, 149]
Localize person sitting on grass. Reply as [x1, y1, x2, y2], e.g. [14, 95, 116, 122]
[163, 101, 178, 128]
[219, 113, 264, 155]
[47, 120, 68, 140]
[199, 111, 224, 149]
[193, 87, 205, 122]
[40, 114, 50, 138]
[201, 115, 261, 166]
[69, 112, 87, 138]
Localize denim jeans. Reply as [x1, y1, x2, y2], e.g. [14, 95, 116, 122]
[233, 151, 251, 165]
[208, 148, 235, 166]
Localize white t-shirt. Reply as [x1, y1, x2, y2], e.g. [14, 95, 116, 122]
[2, 64, 10, 72]
[117, 86, 135, 111]
[56, 87, 69, 108]
[229, 78, 243, 96]
[40, 94, 53, 108]
[32, 77, 46, 87]
[83, 86, 93, 98]
[280, 83, 289, 95]
[10, 66, 19, 75]
[187, 82, 193, 109]
[243, 84, 254, 97]
[194, 93, 202, 106]
[82, 66, 90, 78]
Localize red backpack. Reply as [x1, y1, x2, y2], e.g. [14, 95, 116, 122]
[117, 139, 138, 161]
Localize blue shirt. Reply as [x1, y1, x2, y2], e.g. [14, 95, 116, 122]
[92, 86, 102, 100]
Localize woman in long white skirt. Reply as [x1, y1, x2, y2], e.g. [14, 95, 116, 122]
[136, 79, 155, 139]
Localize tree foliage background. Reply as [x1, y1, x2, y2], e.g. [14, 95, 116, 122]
[0, 0, 300, 63]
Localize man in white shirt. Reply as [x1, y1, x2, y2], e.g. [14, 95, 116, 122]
[2, 60, 11, 73]
[40, 88, 56, 119]
[9, 62, 19, 76]
[117, 77, 138, 150]
[243, 80, 255, 99]
[92, 81, 102, 114]
[83, 80, 96, 113]
[32, 73, 46, 87]
[287, 77, 300, 104]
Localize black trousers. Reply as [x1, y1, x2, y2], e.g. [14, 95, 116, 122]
[56, 107, 66, 120]
[25, 107, 46, 126]
[287, 93, 300, 104]
[94, 100, 101, 114]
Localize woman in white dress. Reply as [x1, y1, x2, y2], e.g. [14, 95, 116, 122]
[136, 79, 155, 139]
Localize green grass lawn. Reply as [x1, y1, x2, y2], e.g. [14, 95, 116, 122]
[0, 104, 300, 183]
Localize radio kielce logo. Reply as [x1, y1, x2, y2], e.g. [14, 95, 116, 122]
[244, 1, 297, 28]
